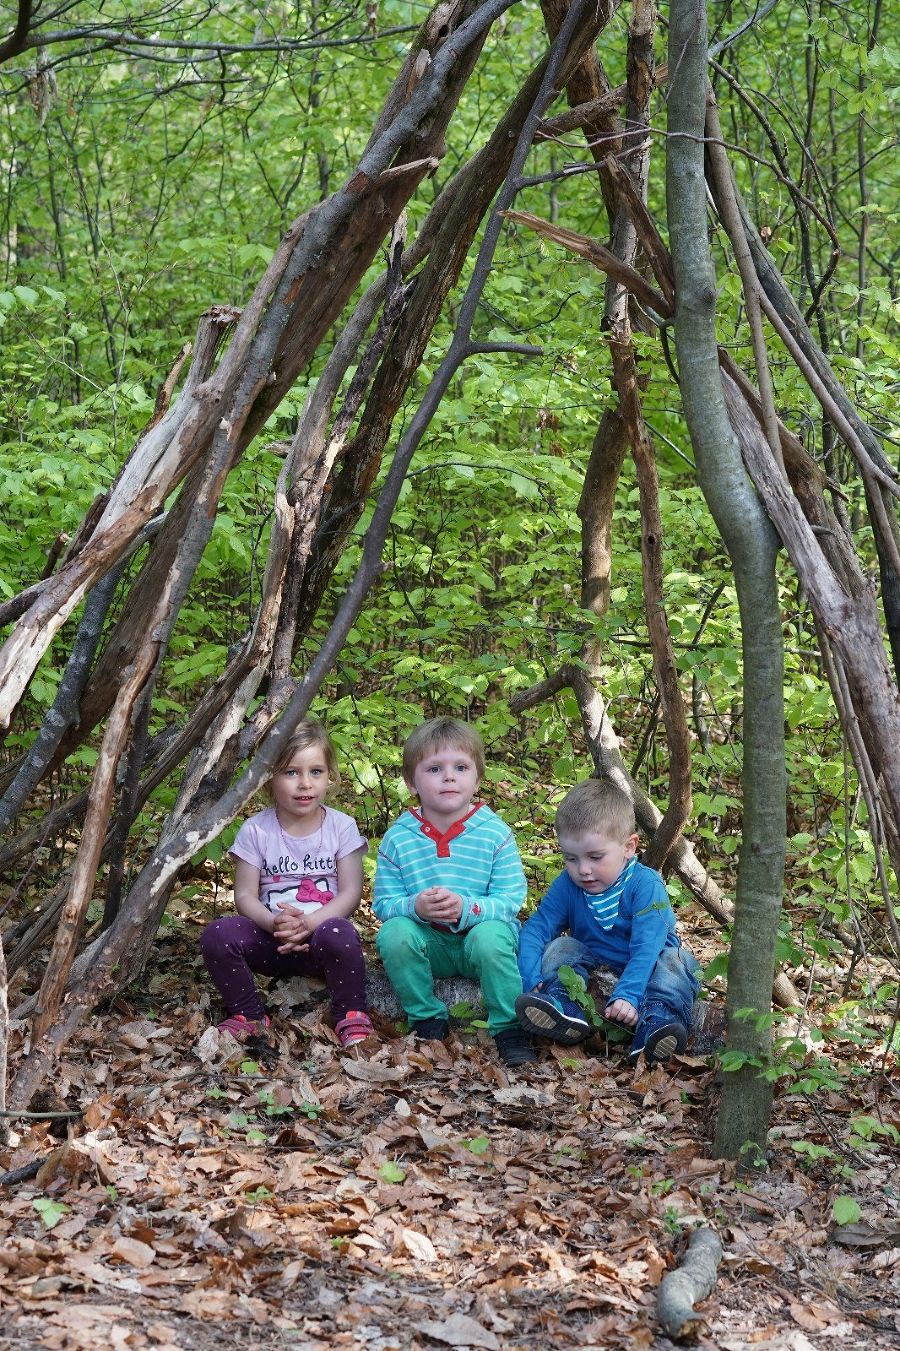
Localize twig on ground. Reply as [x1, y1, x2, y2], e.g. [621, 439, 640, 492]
[0, 1157, 48, 1186]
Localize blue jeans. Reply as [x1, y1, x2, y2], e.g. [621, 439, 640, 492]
[539, 936, 702, 1055]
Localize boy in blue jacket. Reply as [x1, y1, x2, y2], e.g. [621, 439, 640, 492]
[516, 779, 701, 1063]
[374, 717, 536, 1067]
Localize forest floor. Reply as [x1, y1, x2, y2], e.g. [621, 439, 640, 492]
[2, 912, 899, 1351]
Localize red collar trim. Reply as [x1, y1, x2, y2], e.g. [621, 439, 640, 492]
[410, 803, 483, 857]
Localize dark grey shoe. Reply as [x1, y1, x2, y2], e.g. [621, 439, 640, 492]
[494, 1027, 538, 1066]
[629, 1020, 688, 1064]
[411, 1016, 449, 1040]
[515, 992, 591, 1044]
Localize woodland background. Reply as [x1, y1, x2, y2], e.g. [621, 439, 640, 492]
[0, 1, 898, 1348]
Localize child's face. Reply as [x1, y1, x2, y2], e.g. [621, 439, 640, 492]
[557, 829, 638, 893]
[407, 743, 480, 825]
[272, 745, 331, 826]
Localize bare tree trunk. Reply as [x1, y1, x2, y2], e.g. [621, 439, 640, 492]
[668, 0, 786, 1161]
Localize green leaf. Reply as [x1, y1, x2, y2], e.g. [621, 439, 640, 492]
[378, 1161, 407, 1184]
[832, 1196, 862, 1225]
[33, 1198, 70, 1229]
[464, 1136, 491, 1156]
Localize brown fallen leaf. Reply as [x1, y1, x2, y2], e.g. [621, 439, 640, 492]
[341, 1057, 408, 1084]
[398, 1226, 437, 1261]
[111, 1235, 157, 1268]
[831, 1221, 900, 1248]
[415, 1313, 500, 1349]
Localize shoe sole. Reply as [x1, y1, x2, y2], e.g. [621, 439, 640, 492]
[516, 996, 590, 1044]
[635, 1024, 688, 1064]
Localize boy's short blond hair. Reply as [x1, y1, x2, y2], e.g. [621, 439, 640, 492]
[270, 717, 340, 788]
[402, 717, 485, 783]
[555, 778, 636, 842]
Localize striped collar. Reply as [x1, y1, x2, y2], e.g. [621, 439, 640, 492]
[582, 855, 637, 930]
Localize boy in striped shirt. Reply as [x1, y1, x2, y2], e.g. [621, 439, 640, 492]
[374, 718, 536, 1067]
[516, 779, 701, 1063]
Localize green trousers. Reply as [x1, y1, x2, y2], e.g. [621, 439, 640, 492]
[376, 917, 523, 1035]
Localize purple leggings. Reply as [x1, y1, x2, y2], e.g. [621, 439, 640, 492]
[201, 914, 368, 1022]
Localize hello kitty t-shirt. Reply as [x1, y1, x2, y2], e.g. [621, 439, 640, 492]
[230, 806, 367, 915]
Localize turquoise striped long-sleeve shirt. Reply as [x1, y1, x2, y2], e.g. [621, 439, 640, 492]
[373, 804, 526, 932]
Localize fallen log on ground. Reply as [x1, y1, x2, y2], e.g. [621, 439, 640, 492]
[267, 966, 726, 1055]
[656, 1227, 724, 1340]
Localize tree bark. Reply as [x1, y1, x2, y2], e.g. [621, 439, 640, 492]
[667, 0, 785, 1160]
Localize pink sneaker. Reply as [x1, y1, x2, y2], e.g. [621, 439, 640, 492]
[335, 1010, 374, 1047]
[217, 1013, 271, 1040]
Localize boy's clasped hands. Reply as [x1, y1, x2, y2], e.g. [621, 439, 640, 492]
[414, 885, 463, 925]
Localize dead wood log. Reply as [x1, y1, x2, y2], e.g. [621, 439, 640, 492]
[0, 513, 163, 832]
[656, 1228, 723, 1340]
[578, 409, 629, 615]
[723, 169, 900, 680]
[9, 0, 601, 1103]
[157, 2, 614, 824]
[722, 368, 900, 869]
[22, 598, 167, 1058]
[0, 308, 239, 730]
[1, 0, 617, 875]
[539, 0, 624, 224]
[617, 374, 693, 872]
[400, 973, 719, 1051]
[521, 4, 694, 882]
[602, 154, 675, 310]
[605, 0, 692, 874]
[0, 0, 508, 743]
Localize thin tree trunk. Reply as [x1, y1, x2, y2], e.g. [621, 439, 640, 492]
[667, 0, 785, 1160]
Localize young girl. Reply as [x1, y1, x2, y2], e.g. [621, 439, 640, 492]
[201, 719, 374, 1047]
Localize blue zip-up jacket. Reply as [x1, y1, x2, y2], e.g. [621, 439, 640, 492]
[518, 862, 679, 1007]
[373, 804, 526, 932]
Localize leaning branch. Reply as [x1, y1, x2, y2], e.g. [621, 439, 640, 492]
[502, 210, 671, 317]
[10, 0, 601, 1099]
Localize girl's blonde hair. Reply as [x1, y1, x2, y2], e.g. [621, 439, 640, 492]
[270, 718, 340, 789]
